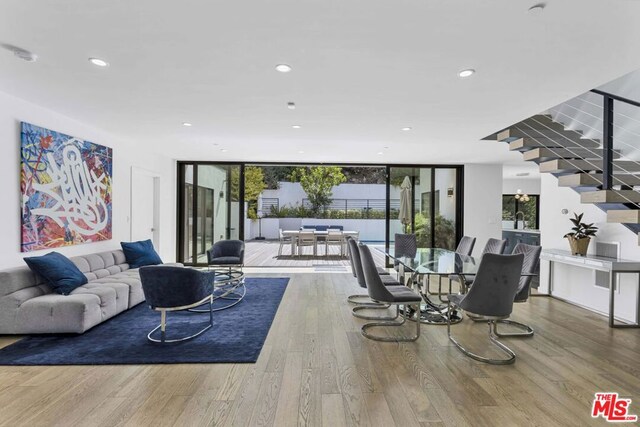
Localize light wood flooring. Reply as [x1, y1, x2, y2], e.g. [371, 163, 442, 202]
[0, 272, 639, 426]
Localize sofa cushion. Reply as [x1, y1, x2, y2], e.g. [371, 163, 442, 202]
[16, 293, 106, 334]
[121, 240, 163, 268]
[23, 252, 88, 295]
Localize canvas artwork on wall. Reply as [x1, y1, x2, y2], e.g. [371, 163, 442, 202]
[20, 122, 113, 252]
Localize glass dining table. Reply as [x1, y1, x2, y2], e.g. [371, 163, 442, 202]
[377, 246, 536, 325]
[377, 246, 479, 324]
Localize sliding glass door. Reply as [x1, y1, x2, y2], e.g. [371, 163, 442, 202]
[177, 163, 242, 265]
[386, 166, 462, 257]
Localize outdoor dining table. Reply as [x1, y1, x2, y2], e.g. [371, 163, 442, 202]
[378, 246, 536, 325]
[282, 230, 359, 255]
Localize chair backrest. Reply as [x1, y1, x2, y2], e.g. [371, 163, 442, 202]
[511, 243, 542, 302]
[359, 243, 394, 301]
[298, 230, 316, 244]
[315, 225, 330, 231]
[456, 236, 476, 256]
[482, 238, 507, 255]
[394, 233, 417, 258]
[346, 237, 362, 282]
[302, 225, 317, 230]
[329, 225, 344, 231]
[458, 253, 524, 317]
[207, 239, 245, 263]
[140, 266, 213, 309]
[327, 230, 343, 242]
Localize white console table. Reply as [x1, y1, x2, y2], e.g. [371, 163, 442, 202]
[541, 249, 640, 328]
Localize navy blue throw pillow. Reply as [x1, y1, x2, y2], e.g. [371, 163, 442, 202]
[23, 252, 88, 295]
[121, 240, 163, 268]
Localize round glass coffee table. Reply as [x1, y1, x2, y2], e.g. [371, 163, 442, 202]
[189, 267, 245, 312]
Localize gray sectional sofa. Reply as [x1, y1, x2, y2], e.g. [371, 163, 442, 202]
[0, 249, 179, 334]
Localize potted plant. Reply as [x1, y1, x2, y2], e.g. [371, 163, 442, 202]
[564, 213, 598, 256]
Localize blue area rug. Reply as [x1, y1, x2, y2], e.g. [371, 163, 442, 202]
[0, 277, 288, 365]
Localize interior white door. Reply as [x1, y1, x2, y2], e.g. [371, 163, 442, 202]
[131, 169, 159, 247]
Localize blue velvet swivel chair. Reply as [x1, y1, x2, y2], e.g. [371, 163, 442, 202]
[139, 266, 215, 343]
[207, 240, 245, 270]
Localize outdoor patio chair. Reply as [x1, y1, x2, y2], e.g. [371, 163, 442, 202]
[325, 230, 345, 256]
[278, 229, 292, 256]
[297, 230, 317, 256]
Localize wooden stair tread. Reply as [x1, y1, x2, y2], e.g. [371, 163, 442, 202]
[508, 137, 601, 151]
[498, 126, 590, 144]
[557, 173, 640, 187]
[607, 210, 640, 224]
[540, 159, 640, 173]
[580, 190, 640, 204]
[522, 147, 618, 162]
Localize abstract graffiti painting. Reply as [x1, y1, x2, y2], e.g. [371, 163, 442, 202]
[20, 122, 113, 252]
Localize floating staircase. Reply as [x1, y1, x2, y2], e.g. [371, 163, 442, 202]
[487, 90, 640, 239]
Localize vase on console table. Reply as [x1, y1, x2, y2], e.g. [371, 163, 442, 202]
[566, 236, 591, 256]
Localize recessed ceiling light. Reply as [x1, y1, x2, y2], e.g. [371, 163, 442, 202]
[401, 127, 412, 131]
[377, 152, 383, 155]
[275, 64, 292, 73]
[182, 122, 192, 127]
[220, 149, 228, 152]
[287, 102, 296, 110]
[89, 57, 109, 67]
[528, 3, 546, 14]
[292, 125, 301, 129]
[458, 69, 475, 78]
[298, 150, 305, 154]
[384, 146, 389, 149]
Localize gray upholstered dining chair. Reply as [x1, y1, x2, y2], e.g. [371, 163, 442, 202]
[455, 236, 476, 256]
[446, 253, 524, 364]
[449, 238, 507, 291]
[139, 266, 215, 343]
[359, 243, 423, 342]
[347, 237, 405, 320]
[394, 233, 417, 284]
[492, 243, 542, 337]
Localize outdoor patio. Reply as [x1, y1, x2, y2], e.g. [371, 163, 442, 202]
[244, 240, 387, 268]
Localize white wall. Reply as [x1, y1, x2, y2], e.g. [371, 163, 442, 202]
[539, 174, 639, 322]
[0, 91, 176, 268]
[463, 164, 503, 257]
[502, 177, 541, 195]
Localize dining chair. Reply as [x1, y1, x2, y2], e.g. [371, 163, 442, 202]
[448, 238, 507, 292]
[455, 236, 476, 256]
[325, 230, 345, 256]
[297, 230, 317, 257]
[278, 229, 292, 257]
[492, 243, 541, 337]
[394, 233, 417, 284]
[446, 253, 524, 364]
[347, 238, 406, 321]
[359, 243, 422, 342]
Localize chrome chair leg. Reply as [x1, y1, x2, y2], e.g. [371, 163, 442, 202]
[446, 302, 516, 365]
[492, 319, 534, 337]
[361, 304, 421, 342]
[347, 294, 390, 307]
[148, 298, 214, 343]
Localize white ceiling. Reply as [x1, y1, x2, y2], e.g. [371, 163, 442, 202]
[1, 0, 640, 165]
